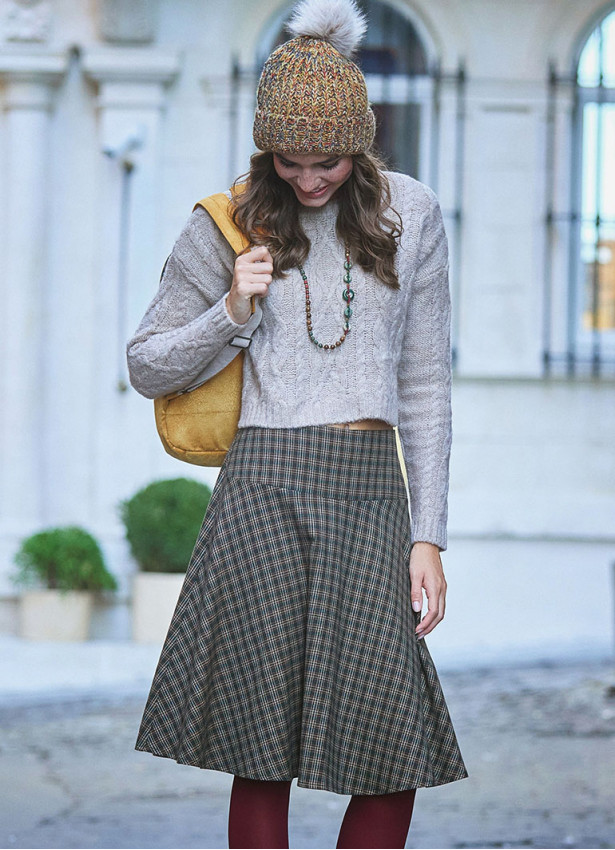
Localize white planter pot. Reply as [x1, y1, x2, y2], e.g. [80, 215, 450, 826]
[132, 572, 186, 644]
[20, 590, 93, 641]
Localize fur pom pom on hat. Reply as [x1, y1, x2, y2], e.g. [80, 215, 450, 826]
[253, 0, 375, 155]
[286, 0, 367, 57]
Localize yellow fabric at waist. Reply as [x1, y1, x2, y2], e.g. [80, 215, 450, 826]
[327, 419, 394, 431]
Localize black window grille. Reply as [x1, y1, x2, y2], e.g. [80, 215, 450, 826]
[544, 8, 615, 377]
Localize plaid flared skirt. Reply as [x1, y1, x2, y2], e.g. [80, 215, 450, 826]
[135, 425, 468, 795]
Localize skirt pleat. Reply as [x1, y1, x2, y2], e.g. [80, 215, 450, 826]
[135, 425, 468, 795]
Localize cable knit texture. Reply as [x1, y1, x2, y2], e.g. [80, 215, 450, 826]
[126, 171, 452, 550]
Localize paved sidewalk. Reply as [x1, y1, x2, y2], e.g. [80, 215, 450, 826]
[1, 638, 614, 849]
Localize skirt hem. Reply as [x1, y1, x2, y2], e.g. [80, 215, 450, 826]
[134, 741, 469, 797]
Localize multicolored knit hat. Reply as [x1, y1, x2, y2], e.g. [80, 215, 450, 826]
[253, 0, 375, 155]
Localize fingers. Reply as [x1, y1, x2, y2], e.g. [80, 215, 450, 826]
[233, 248, 273, 291]
[415, 576, 446, 639]
[247, 245, 273, 263]
[228, 246, 274, 323]
[235, 259, 273, 281]
[237, 245, 273, 276]
[410, 585, 423, 615]
[409, 545, 447, 639]
[236, 275, 272, 297]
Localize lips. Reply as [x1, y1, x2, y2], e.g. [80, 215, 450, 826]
[298, 185, 328, 198]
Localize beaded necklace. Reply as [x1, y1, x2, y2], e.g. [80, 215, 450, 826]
[298, 248, 354, 350]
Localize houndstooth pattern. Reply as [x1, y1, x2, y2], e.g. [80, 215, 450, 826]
[135, 425, 467, 795]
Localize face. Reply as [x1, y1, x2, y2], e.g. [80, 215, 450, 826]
[272, 152, 354, 207]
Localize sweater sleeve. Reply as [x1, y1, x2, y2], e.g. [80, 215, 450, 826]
[126, 206, 248, 399]
[397, 186, 452, 551]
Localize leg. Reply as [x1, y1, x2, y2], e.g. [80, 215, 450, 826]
[228, 775, 292, 849]
[336, 787, 417, 849]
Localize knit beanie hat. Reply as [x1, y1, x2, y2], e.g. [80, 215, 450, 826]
[253, 0, 375, 155]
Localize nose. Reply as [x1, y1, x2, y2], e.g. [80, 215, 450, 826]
[296, 171, 321, 192]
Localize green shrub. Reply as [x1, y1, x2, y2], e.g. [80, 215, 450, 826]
[13, 526, 117, 593]
[119, 478, 212, 573]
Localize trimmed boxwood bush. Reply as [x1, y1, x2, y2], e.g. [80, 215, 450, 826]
[119, 478, 212, 573]
[13, 526, 117, 592]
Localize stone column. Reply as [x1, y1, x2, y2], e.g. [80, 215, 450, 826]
[0, 53, 67, 556]
[433, 68, 466, 367]
[458, 79, 548, 377]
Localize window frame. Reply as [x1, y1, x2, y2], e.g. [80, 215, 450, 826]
[543, 8, 615, 378]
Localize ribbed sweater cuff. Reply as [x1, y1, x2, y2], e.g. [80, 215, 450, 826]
[221, 292, 250, 328]
[410, 516, 448, 552]
[191, 291, 251, 349]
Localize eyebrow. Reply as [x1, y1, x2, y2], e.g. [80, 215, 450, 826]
[277, 154, 340, 165]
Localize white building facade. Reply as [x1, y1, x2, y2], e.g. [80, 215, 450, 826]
[0, 0, 613, 663]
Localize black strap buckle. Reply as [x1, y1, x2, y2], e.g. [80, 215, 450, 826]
[229, 335, 252, 349]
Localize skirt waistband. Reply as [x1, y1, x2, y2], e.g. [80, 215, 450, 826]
[224, 425, 407, 501]
[328, 419, 394, 431]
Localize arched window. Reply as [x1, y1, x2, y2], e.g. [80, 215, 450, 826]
[260, 0, 434, 181]
[544, 8, 615, 375]
[575, 9, 615, 365]
[355, 0, 430, 179]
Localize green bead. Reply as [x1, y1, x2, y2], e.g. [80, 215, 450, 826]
[344, 307, 353, 319]
[343, 288, 355, 302]
[344, 260, 352, 271]
[344, 273, 352, 284]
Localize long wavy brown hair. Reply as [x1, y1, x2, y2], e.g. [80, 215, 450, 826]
[231, 150, 403, 289]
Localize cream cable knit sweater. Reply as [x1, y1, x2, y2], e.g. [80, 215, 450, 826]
[127, 171, 452, 550]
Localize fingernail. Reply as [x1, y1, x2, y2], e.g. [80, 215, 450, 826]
[412, 601, 421, 612]
[416, 632, 424, 640]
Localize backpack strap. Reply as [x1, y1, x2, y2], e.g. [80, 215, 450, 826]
[193, 185, 254, 313]
[194, 191, 249, 255]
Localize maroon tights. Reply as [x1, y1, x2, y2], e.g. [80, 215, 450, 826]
[228, 775, 416, 849]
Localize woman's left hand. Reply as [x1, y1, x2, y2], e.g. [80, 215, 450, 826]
[409, 541, 447, 639]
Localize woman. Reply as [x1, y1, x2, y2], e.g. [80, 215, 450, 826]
[127, 0, 467, 847]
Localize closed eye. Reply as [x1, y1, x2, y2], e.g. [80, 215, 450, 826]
[277, 157, 297, 168]
[277, 156, 340, 170]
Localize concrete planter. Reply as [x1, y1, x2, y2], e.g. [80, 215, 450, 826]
[20, 590, 93, 641]
[132, 572, 185, 644]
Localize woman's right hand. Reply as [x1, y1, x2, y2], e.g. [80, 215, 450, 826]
[226, 246, 273, 324]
